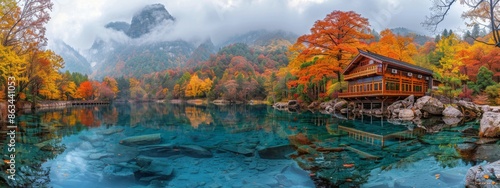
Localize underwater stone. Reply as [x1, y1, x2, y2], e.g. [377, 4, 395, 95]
[88, 153, 113, 160]
[120, 133, 161, 146]
[79, 135, 104, 142]
[177, 145, 213, 158]
[288, 133, 312, 146]
[257, 145, 295, 159]
[97, 128, 124, 135]
[79, 141, 94, 150]
[221, 145, 254, 156]
[138, 144, 177, 157]
[135, 161, 174, 182]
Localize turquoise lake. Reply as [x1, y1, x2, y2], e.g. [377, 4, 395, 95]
[0, 103, 494, 187]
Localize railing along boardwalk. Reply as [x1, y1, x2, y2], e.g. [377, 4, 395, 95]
[37, 100, 110, 109]
[338, 90, 426, 98]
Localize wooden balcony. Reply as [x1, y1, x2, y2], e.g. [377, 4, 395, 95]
[344, 64, 380, 81]
[338, 90, 425, 98]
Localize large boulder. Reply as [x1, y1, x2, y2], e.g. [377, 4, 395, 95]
[308, 101, 320, 110]
[421, 97, 445, 115]
[442, 106, 463, 117]
[401, 95, 414, 109]
[414, 96, 431, 110]
[457, 100, 482, 118]
[465, 160, 500, 187]
[482, 105, 491, 113]
[398, 109, 414, 119]
[333, 100, 347, 110]
[319, 100, 333, 110]
[480, 112, 500, 138]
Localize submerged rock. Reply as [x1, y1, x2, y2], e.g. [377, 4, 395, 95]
[88, 153, 114, 160]
[257, 145, 295, 159]
[288, 133, 312, 146]
[103, 165, 136, 180]
[177, 145, 212, 158]
[135, 160, 174, 183]
[480, 112, 500, 138]
[465, 160, 500, 187]
[138, 144, 177, 157]
[120, 133, 161, 146]
[97, 128, 124, 135]
[221, 145, 254, 156]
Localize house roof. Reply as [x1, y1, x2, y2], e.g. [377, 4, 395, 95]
[342, 49, 433, 75]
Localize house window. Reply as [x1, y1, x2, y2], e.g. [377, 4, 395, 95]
[414, 85, 422, 92]
[374, 83, 378, 90]
[386, 81, 400, 91]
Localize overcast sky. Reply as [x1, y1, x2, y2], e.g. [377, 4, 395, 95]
[46, 0, 468, 50]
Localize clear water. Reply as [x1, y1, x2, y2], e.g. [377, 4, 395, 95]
[0, 103, 494, 187]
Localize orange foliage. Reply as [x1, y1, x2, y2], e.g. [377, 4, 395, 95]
[296, 11, 372, 67]
[369, 29, 417, 64]
[77, 81, 94, 100]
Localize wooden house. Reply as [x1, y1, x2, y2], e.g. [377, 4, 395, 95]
[338, 50, 436, 108]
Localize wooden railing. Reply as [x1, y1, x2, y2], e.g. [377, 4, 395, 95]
[344, 64, 380, 80]
[338, 90, 425, 98]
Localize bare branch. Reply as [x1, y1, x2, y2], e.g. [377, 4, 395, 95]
[422, 0, 458, 31]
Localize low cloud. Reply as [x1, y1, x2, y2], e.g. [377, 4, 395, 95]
[46, 0, 468, 50]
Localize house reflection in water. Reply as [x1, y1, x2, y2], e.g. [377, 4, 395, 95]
[338, 117, 426, 148]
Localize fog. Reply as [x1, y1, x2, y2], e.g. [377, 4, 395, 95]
[46, 0, 468, 50]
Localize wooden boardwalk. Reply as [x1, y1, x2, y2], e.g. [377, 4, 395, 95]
[70, 100, 110, 106]
[36, 100, 111, 109]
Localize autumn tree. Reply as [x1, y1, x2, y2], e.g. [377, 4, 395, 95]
[77, 81, 94, 100]
[35, 50, 64, 100]
[0, 0, 62, 104]
[102, 76, 119, 99]
[433, 33, 469, 100]
[185, 74, 213, 98]
[129, 77, 146, 100]
[369, 29, 417, 64]
[423, 0, 499, 47]
[288, 10, 372, 101]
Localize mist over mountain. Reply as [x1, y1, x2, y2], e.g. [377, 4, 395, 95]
[221, 30, 298, 48]
[105, 21, 130, 33]
[49, 40, 92, 75]
[126, 4, 175, 38]
[390, 27, 433, 45]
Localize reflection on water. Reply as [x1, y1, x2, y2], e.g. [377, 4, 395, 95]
[0, 103, 492, 187]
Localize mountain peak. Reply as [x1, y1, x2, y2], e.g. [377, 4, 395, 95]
[126, 3, 175, 38]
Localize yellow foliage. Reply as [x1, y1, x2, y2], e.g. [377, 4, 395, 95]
[185, 74, 212, 98]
